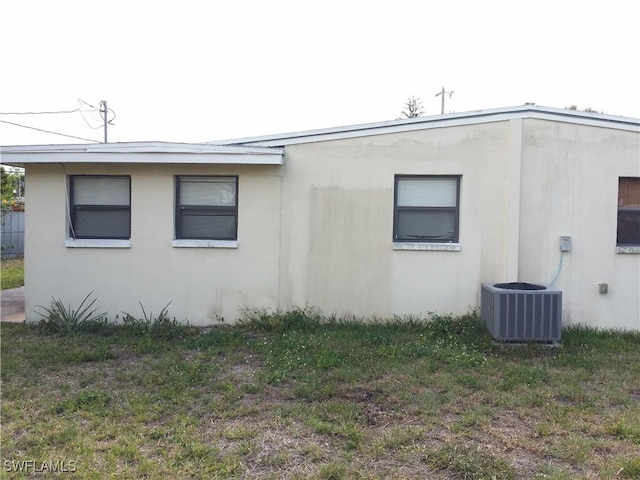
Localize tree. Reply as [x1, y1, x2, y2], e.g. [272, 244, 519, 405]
[1, 166, 12, 200]
[565, 105, 603, 114]
[1, 166, 25, 202]
[399, 96, 425, 118]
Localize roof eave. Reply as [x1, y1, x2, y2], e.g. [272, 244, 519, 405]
[0, 141, 284, 167]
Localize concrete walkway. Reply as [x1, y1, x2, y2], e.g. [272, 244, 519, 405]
[1, 287, 25, 322]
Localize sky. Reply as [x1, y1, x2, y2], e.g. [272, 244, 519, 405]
[1, 0, 639, 147]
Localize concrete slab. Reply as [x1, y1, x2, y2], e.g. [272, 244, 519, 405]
[1, 286, 25, 322]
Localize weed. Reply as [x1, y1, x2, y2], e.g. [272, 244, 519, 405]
[184, 328, 246, 350]
[375, 426, 425, 451]
[238, 306, 323, 332]
[426, 443, 516, 479]
[35, 291, 106, 334]
[618, 456, 640, 478]
[499, 364, 549, 391]
[120, 301, 190, 339]
[222, 425, 258, 441]
[606, 421, 640, 443]
[55, 389, 111, 414]
[300, 442, 327, 462]
[317, 462, 348, 479]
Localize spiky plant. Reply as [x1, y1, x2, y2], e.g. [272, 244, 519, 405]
[35, 291, 106, 334]
[121, 301, 188, 339]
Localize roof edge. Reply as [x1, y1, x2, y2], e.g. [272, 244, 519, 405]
[210, 105, 640, 147]
[0, 141, 284, 167]
[1, 141, 283, 155]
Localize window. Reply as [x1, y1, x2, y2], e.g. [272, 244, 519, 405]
[393, 175, 460, 243]
[617, 177, 640, 246]
[175, 176, 238, 240]
[69, 176, 131, 239]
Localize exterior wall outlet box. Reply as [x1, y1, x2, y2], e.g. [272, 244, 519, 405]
[559, 236, 572, 252]
[599, 283, 608, 294]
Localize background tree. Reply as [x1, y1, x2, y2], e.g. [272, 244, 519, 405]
[399, 96, 425, 118]
[1, 166, 25, 201]
[565, 105, 603, 113]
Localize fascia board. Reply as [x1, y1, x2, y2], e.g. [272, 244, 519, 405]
[0, 142, 282, 154]
[0, 151, 283, 167]
[0, 143, 284, 167]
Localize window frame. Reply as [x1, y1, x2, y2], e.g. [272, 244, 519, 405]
[69, 175, 131, 240]
[175, 175, 239, 241]
[617, 176, 640, 247]
[393, 174, 461, 244]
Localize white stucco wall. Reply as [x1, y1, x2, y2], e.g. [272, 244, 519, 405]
[277, 121, 515, 319]
[24, 163, 283, 325]
[518, 119, 640, 330]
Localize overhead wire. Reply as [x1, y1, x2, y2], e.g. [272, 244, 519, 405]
[79, 108, 104, 129]
[0, 108, 80, 115]
[78, 98, 116, 127]
[106, 106, 116, 124]
[78, 99, 100, 110]
[0, 119, 101, 143]
[1, 100, 114, 143]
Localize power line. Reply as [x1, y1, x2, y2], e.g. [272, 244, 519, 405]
[79, 108, 104, 129]
[0, 108, 80, 115]
[0, 119, 101, 143]
[1, 99, 115, 143]
[78, 99, 100, 110]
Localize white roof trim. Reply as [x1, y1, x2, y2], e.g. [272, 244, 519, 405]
[0, 141, 284, 167]
[212, 105, 640, 147]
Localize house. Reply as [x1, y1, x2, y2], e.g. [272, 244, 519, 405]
[1, 105, 639, 330]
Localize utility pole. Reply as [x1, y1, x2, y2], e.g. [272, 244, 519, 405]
[100, 100, 108, 143]
[435, 87, 454, 114]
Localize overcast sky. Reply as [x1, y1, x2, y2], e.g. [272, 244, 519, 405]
[1, 0, 639, 147]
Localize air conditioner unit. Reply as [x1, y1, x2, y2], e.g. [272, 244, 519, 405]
[481, 283, 562, 342]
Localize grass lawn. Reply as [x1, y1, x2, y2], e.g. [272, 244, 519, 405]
[1, 310, 639, 479]
[1, 256, 24, 290]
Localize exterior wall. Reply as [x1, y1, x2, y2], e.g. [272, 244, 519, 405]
[277, 121, 516, 318]
[24, 163, 283, 325]
[518, 119, 640, 330]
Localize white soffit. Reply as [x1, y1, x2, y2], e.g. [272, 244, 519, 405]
[0, 142, 284, 167]
[213, 105, 640, 147]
